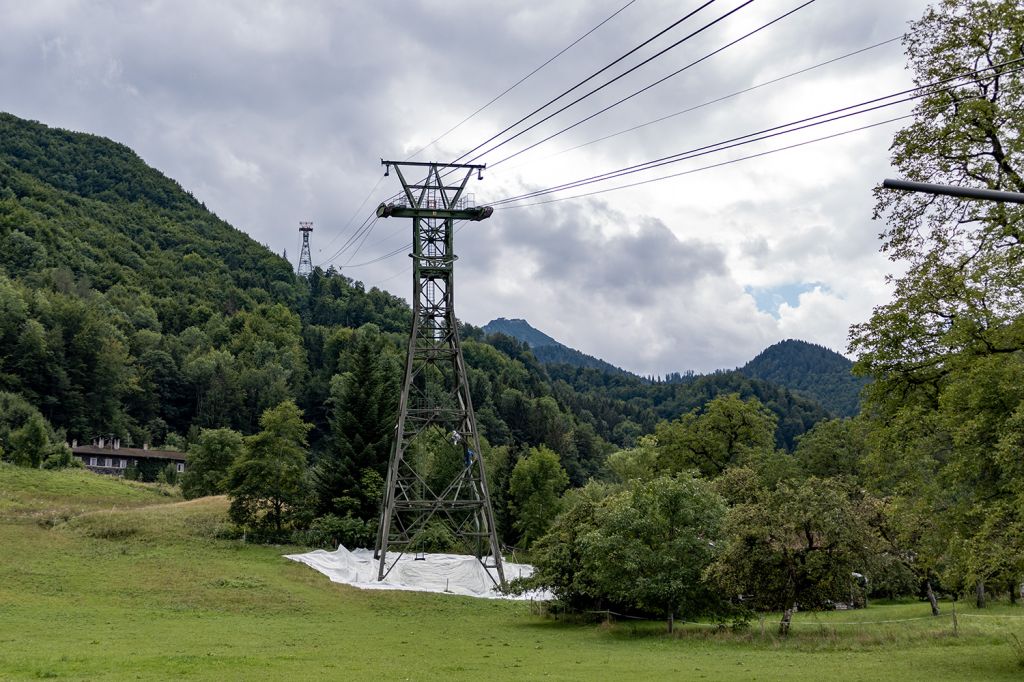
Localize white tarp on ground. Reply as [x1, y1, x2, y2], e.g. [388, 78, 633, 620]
[284, 545, 548, 600]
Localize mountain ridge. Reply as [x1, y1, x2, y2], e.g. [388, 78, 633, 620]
[483, 318, 863, 418]
[483, 317, 634, 378]
[739, 339, 867, 417]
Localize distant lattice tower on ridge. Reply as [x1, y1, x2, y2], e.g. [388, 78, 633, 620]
[297, 221, 314, 276]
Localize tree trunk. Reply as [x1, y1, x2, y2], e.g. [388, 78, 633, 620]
[976, 580, 985, 609]
[926, 579, 940, 616]
[1010, 580, 1018, 606]
[779, 607, 794, 636]
[667, 611, 674, 634]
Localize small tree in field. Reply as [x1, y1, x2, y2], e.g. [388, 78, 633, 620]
[707, 477, 877, 635]
[227, 401, 311, 534]
[584, 475, 725, 632]
[524, 476, 725, 632]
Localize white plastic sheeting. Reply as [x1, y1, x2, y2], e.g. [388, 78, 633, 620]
[284, 545, 548, 600]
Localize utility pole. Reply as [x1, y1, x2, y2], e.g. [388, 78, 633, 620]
[297, 221, 314, 276]
[882, 178, 1024, 204]
[373, 159, 504, 586]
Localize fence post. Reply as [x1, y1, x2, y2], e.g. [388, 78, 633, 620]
[952, 600, 958, 637]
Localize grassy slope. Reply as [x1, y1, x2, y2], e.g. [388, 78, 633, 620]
[1, 466, 1022, 681]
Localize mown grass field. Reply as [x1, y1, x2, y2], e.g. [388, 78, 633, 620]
[1, 463, 1022, 681]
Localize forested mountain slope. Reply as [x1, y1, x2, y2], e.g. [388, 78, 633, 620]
[0, 112, 829, 485]
[0, 113, 300, 330]
[739, 339, 867, 417]
[482, 319, 836, 447]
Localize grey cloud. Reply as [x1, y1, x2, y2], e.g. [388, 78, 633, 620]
[485, 200, 727, 308]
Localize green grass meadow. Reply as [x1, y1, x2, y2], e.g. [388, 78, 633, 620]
[1, 463, 1022, 680]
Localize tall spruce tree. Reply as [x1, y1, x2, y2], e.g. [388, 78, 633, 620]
[313, 325, 400, 520]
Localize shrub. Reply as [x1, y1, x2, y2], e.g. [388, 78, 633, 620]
[293, 513, 376, 550]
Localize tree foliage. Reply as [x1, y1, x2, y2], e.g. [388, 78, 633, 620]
[850, 0, 1024, 602]
[655, 393, 777, 477]
[851, 0, 1024, 384]
[180, 427, 244, 499]
[312, 325, 400, 520]
[707, 477, 878, 634]
[524, 476, 724, 630]
[227, 401, 312, 533]
[509, 445, 569, 548]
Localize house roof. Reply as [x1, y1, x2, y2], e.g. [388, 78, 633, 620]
[72, 445, 186, 462]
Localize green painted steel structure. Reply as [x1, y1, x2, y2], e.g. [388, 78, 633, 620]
[374, 160, 505, 586]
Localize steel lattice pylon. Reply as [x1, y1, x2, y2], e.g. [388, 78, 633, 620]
[297, 221, 314, 277]
[373, 159, 504, 586]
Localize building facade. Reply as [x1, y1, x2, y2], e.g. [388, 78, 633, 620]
[71, 436, 186, 477]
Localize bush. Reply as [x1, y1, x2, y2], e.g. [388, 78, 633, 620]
[42, 443, 80, 470]
[410, 520, 458, 554]
[157, 463, 179, 486]
[293, 513, 377, 550]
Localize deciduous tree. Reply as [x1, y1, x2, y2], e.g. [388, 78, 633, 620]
[509, 445, 569, 548]
[227, 400, 312, 533]
[181, 427, 244, 499]
[707, 477, 878, 635]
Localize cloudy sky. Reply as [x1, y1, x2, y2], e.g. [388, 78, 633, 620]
[1, 0, 934, 375]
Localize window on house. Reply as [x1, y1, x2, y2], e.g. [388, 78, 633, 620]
[88, 457, 97, 467]
[103, 458, 112, 467]
[119, 459, 127, 468]
[176, 462, 185, 473]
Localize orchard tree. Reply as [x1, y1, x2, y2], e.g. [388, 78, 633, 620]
[583, 476, 725, 632]
[523, 476, 725, 632]
[707, 477, 878, 635]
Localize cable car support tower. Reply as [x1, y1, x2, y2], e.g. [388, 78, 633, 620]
[297, 221, 314, 277]
[373, 159, 504, 586]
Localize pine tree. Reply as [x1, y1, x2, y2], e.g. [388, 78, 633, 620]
[313, 326, 399, 520]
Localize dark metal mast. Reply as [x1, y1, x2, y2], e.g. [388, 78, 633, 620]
[373, 159, 504, 586]
[882, 178, 1024, 204]
[297, 221, 314, 277]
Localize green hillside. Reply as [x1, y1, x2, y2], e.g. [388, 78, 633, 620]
[0, 111, 833, 457]
[0, 113, 299, 330]
[0, 112, 839, 550]
[740, 339, 868, 417]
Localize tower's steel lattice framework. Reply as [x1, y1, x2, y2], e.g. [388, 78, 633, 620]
[297, 221, 314, 277]
[373, 160, 504, 585]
